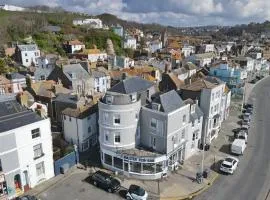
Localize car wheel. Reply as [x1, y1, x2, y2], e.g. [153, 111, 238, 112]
[126, 196, 131, 200]
[108, 188, 112, 193]
[93, 181, 98, 186]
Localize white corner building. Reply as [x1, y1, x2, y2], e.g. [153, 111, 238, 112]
[0, 96, 54, 199]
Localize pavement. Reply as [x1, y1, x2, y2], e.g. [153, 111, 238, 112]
[195, 76, 270, 200]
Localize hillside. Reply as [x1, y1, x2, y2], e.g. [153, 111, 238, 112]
[0, 10, 124, 55]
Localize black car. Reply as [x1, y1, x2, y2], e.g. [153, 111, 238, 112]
[244, 103, 253, 108]
[91, 170, 120, 193]
[15, 195, 39, 200]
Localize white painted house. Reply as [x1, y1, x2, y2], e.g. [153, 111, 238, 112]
[0, 96, 54, 199]
[124, 36, 137, 49]
[182, 46, 195, 57]
[148, 40, 163, 53]
[204, 44, 215, 53]
[180, 77, 230, 145]
[73, 18, 103, 29]
[62, 104, 98, 152]
[6, 73, 35, 94]
[63, 40, 85, 54]
[15, 44, 40, 67]
[91, 70, 111, 93]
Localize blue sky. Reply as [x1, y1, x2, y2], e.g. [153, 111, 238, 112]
[3, 0, 270, 26]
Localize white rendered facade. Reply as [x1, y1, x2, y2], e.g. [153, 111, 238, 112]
[0, 118, 54, 199]
[63, 113, 98, 152]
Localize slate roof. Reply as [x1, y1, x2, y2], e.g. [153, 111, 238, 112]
[54, 93, 79, 104]
[6, 72, 26, 80]
[0, 96, 42, 132]
[159, 90, 185, 113]
[62, 64, 91, 81]
[190, 106, 204, 121]
[109, 76, 154, 94]
[17, 44, 38, 52]
[91, 70, 106, 78]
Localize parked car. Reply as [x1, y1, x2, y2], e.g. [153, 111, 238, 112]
[244, 103, 253, 110]
[126, 184, 148, 200]
[231, 139, 247, 155]
[15, 195, 39, 200]
[91, 170, 121, 193]
[235, 130, 248, 143]
[220, 156, 239, 174]
[242, 120, 250, 128]
[250, 79, 257, 84]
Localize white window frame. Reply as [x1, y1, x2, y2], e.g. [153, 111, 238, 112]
[31, 128, 40, 139]
[106, 95, 113, 104]
[114, 132, 120, 144]
[36, 161, 45, 177]
[33, 143, 43, 159]
[114, 114, 120, 125]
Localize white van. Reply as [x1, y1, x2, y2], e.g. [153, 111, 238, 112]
[231, 139, 246, 155]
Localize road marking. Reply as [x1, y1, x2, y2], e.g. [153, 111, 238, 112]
[265, 189, 270, 200]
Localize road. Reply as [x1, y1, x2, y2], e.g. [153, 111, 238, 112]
[195, 77, 270, 200]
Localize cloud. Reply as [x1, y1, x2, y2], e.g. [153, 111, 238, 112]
[2, 0, 270, 26]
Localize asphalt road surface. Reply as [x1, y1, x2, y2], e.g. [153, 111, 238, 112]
[195, 77, 270, 200]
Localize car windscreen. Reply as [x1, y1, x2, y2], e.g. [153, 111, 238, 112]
[135, 187, 145, 196]
[222, 163, 232, 168]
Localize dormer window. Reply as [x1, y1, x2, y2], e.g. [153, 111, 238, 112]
[130, 93, 137, 102]
[106, 95, 113, 104]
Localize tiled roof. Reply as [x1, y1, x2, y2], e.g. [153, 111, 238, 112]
[0, 75, 10, 84]
[168, 73, 184, 88]
[62, 103, 97, 119]
[31, 81, 70, 98]
[67, 40, 84, 46]
[180, 79, 218, 91]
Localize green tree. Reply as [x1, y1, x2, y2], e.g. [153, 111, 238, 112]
[0, 59, 7, 74]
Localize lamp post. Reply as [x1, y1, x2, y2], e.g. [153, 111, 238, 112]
[201, 118, 208, 174]
[241, 78, 247, 112]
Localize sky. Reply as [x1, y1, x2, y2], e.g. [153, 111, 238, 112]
[2, 0, 270, 27]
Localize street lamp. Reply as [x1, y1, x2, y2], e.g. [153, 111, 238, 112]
[241, 78, 247, 112]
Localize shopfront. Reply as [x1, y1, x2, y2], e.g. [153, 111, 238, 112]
[101, 149, 167, 180]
